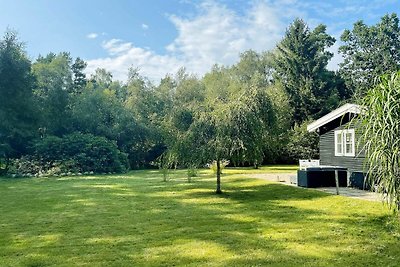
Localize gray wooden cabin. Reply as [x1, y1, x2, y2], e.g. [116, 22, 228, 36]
[307, 104, 366, 188]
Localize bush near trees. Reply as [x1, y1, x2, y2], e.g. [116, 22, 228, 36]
[1, 14, 399, 195]
[8, 133, 128, 177]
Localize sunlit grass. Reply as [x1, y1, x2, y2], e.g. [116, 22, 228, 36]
[222, 164, 298, 174]
[0, 166, 399, 266]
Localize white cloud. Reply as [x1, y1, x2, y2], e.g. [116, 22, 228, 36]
[86, 33, 98, 39]
[102, 39, 133, 55]
[85, 1, 300, 82]
[84, 0, 395, 82]
[86, 40, 183, 82]
[165, 1, 286, 74]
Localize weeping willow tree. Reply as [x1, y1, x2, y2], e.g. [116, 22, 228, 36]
[359, 71, 400, 212]
[163, 72, 276, 194]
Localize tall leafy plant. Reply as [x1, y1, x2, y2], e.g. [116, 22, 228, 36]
[358, 72, 400, 212]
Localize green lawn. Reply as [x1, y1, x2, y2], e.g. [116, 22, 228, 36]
[1, 167, 400, 266]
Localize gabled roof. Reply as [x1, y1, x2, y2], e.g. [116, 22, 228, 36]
[307, 103, 362, 132]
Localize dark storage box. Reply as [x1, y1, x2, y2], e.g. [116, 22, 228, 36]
[349, 172, 369, 190]
[297, 167, 347, 188]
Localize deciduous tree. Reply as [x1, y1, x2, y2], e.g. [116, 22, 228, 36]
[340, 13, 400, 96]
[0, 30, 38, 162]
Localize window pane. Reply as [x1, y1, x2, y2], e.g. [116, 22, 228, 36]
[337, 133, 342, 143]
[337, 143, 342, 153]
[346, 143, 352, 154]
[335, 132, 343, 154]
[345, 132, 353, 154]
[346, 133, 351, 142]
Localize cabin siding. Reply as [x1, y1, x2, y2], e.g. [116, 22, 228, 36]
[319, 123, 365, 173]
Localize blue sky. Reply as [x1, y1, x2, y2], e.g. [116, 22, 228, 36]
[0, 0, 398, 82]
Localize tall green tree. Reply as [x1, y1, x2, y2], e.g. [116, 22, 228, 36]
[232, 50, 271, 85]
[265, 82, 293, 163]
[339, 13, 400, 96]
[89, 68, 113, 89]
[123, 68, 167, 166]
[33, 52, 74, 136]
[71, 57, 87, 94]
[272, 19, 343, 123]
[0, 30, 38, 165]
[71, 85, 150, 169]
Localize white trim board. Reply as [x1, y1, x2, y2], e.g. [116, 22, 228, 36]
[307, 103, 361, 132]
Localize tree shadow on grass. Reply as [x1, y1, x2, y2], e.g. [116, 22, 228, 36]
[1, 172, 400, 266]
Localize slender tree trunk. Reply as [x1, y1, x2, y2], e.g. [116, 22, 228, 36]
[254, 160, 259, 169]
[216, 159, 222, 194]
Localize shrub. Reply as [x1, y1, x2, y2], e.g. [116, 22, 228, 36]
[160, 167, 169, 182]
[208, 160, 230, 174]
[8, 133, 129, 177]
[187, 165, 198, 182]
[7, 156, 42, 177]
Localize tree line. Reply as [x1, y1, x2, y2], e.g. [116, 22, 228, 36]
[1, 14, 399, 182]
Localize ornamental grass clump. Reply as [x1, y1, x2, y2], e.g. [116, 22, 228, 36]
[358, 72, 400, 213]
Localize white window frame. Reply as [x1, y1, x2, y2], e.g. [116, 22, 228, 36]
[334, 130, 344, 156]
[334, 129, 355, 157]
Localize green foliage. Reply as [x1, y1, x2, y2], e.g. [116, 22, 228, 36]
[32, 52, 75, 136]
[6, 156, 71, 177]
[29, 133, 129, 175]
[208, 160, 230, 174]
[340, 13, 400, 96]
[7, 156, 43, 177]
[272, 19, 344, 123]
[357, 71, 400, 212]
[3, 14, 400, 177]
[164, 66, 277, 192]
[71, 57, 87, 94]
[160, 168, 169, 182]
[264, 83, 293, 163]
[0, 30, 38, 158]
[0, 143, 11, 175]
[187, 165, 198, 182]
[72, 75, 160, 169]
[89, 68, 113, 88]
[285, 122, 319, 163]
